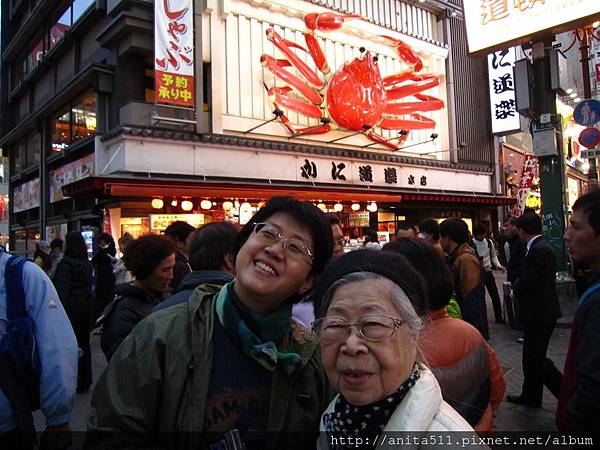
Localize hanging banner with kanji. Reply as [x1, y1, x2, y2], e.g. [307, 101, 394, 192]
[512, 155, 537, 217]
[154, 0, 195, 108]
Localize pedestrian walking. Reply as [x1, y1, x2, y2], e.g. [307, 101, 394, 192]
[53, 231, 94, 393]
[440, 218, 489, 340]
[164, 221, 195, 291]
[112, 232, 134, 285]
[99, 234, 176, 361]
[0, 246, 78, 450]
[472, 224, 506, 324]
[507, 213, 562, 408]
[557, 190, 600, 432]
[86, 196, 334, 450]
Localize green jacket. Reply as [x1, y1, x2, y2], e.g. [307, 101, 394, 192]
[85, 283, 334, 450]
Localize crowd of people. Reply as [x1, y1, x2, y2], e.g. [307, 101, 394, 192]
[1, 191, 599, 449]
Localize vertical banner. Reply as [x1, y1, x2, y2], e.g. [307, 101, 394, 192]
[154, 0, 195, 108]
[512, 155, 537, 217]
[488, 47, 520, 135]
[593, 26, 600, 83]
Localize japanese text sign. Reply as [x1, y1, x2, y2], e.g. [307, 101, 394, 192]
[513, 155, 537, 217]
[154, 0, 195, 108]
[463, 0, 600, 56]
[488, 47, 520, 134]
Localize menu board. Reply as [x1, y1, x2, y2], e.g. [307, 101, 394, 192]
[348, 212, 370, 228]
[150, 214, 205, 231]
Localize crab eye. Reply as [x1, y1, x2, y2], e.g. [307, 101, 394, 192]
[359, 47, 366, 53]
[373, 56, 379, 63]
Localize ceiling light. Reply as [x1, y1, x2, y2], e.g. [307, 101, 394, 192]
[181, 200, 194, 211]
[351, 203, 360, 211]
[151, 198, 164, 209]
[333, 203, 343, 212]
[200, 199, 212, 210]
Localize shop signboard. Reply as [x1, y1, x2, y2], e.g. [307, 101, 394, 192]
[513, 155, 537, 217]
[150, 214, 205, 231]
[593, 26, 600, 83]
[462, 0, 600, 56]
[49, 154, 95, 203]
[13, 178, 40, 213]
[488, 47, 520, 134]
[581, 147, 600, 159]
[154, 0, 195, 108]
[348, 212, 370, 228]
[573, 99, 600, 127]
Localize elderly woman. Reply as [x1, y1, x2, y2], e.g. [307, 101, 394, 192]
[312, 250, 475, 448]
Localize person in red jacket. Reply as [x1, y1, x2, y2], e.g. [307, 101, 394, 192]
[384, 238, 505, 432]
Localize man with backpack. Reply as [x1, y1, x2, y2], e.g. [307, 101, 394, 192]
[0, 246, 78, 449]
[472, 224, 506, 325]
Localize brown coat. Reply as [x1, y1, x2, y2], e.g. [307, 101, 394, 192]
[449, 243, 482, 299]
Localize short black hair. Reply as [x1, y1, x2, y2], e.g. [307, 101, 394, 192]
[64, 232, 88, 260]
[515, 212, 542, 235]
[123, 234, 177, 280]
[325, 212, 341, 227]
[50, 238, 63, 250]
[573, 190, 600, 236]
[234, 196, 333, 275]
[189, 222, 239, 271]
[473, 223, 487, 237]
[383, 238, 453, 311]
[439, 218, 469, 244]
[418, 219, 440, 241]
[164, 221, 196, 243]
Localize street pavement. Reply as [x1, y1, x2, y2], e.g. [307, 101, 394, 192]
[34, 270, 570, 435]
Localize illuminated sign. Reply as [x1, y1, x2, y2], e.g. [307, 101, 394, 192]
[150, 214, 205, 231]
[463, 0, 600, 55]
[154, 0, 195, 108]
[488, 47, 520, 134]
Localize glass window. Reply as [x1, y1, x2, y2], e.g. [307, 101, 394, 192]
[11, 54, 25, 88]
[72, 0, 95, 24]
[26, 132, 41, 168]
[71, 91, 97, 141]
[14, 140, 26, 172]
[26, 39, 44, 74]
[51, 108, 71, 153]
[49, 7, 71, 50]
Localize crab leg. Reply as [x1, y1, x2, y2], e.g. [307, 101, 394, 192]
[268, 87, 323, 118]
[384, 95, 444, 114]
[278, 113, 331, 136]
[380, 115, 436, 130]
[385, 77, 440, 101]
[266, 28, 324, 88]
[260, 55, 322, 104]
[366, 130, 409, 150]
[379, 35, 423, 72]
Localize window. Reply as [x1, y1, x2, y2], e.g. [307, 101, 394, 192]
[72, 0, 95, 24]
[26, 132, 41, 167]
[11, 53, 26, 89]
[51, 91, 97, 153]
[26, 33, 45, 75]
[13, 140, 26, 172]
[49, 7, 71, 50]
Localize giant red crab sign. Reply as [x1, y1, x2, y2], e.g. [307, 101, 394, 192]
[260, 12, 444, 150]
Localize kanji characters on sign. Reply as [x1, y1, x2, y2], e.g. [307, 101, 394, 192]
[155, 0, 195, 108]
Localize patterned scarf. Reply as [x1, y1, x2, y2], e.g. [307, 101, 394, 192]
[323, 365, 420, 449]
[215, 282, 301, 372]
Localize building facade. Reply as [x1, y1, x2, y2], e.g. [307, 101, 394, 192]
[1, 0, 511, 253]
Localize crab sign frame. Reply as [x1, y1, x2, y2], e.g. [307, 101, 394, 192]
[259, 12, 444, 150]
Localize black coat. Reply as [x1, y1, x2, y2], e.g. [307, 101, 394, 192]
[513, 236, 562, 325]
[506, 234, 526, 284]
[100, 282, 165, 361]
[53, 255, 93, 317]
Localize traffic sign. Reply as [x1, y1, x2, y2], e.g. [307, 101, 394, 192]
[579, 127, 600, 148]
[574, 99, 600, 126]
[581, 148, 600, 159]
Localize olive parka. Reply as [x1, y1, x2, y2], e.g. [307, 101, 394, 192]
[85, 283, 334, 450]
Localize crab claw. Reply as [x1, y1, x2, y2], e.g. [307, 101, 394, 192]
[380, 35, 423, 72]
[304, 12, 361, 32]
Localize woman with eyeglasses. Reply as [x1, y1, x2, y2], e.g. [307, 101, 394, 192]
[311, 250, 475, 449]
[86, 196, 335, 450]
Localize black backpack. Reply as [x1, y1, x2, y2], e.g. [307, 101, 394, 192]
[0, 255, 41, 439]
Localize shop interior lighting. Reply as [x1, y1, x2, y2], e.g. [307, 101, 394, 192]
[200, 199, 212, 210]
[151, 198, 164, 209]
[181, 200, 194, 211]
[222, 201, 234, 211]
[333, 203, 343, 212]
[351, 203, 361, 211]
[171, 199, 178, 207]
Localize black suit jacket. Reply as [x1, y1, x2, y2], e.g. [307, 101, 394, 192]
[513, 236, 562, 325]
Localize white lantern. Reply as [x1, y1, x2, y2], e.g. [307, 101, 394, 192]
[333, 203, 343, 212]
[181, 200, 194, 211]
[200, 199, 212, 210]
[367, 202, 378, 212]
[351, 203, 360, 211]
[317, 203, 327, 212]
[151, 198, 164, 209]
[222, 201, 234, 211]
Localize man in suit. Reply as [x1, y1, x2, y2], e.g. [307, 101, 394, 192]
[507, 212, 562, 408]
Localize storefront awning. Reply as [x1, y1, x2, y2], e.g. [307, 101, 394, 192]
[62, 177, 516, 206]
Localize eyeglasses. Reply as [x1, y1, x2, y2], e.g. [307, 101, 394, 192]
[252, 222, 314, 262]
[312, 314, 404, 343]
[332, 238, 345, 248]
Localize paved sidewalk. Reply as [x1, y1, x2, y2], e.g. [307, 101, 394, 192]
[486, 270, 569, 432]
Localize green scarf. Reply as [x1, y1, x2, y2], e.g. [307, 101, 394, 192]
[215, 282, 301, 372]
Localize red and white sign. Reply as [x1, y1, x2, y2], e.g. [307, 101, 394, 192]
[154, 0, 195, 108]
[513, 155, 537, 217]
[593, 26, 600, 83]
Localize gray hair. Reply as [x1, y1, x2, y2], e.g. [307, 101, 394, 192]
[321, 272, 426, 349]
